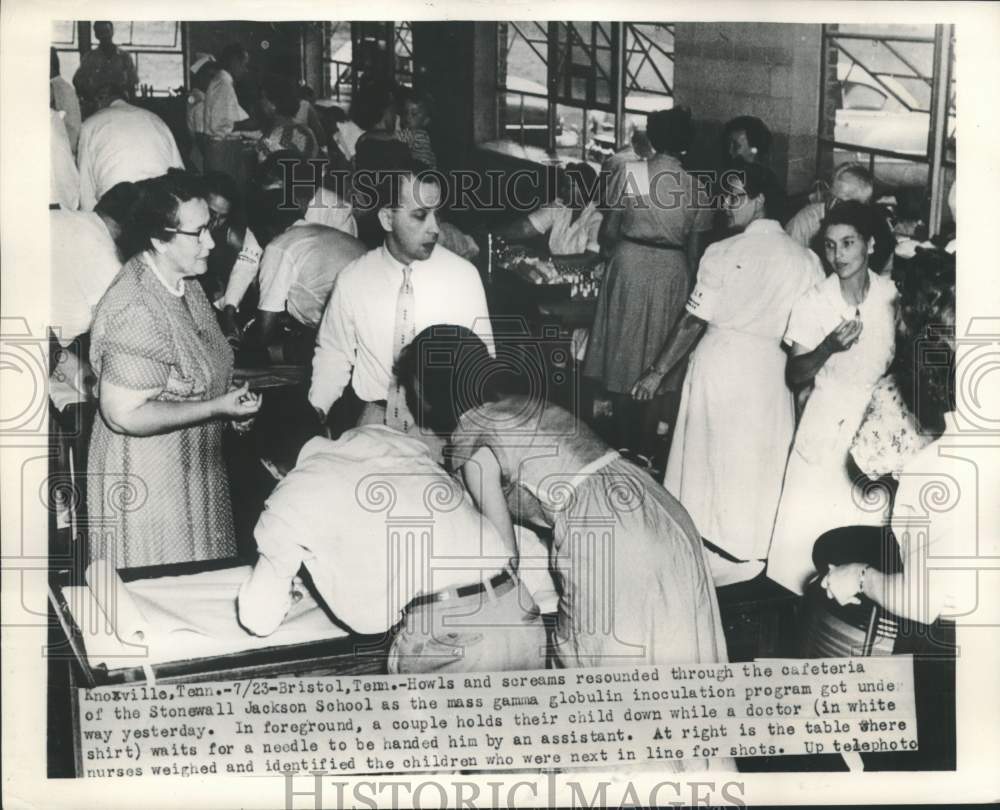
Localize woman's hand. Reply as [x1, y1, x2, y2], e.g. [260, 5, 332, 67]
[213, 383, 262, 420]
[822, 318, 863, 354]
[821, 563, 865, 606]
[630, 368, 665, 401]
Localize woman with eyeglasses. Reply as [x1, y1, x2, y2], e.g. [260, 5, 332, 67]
[87, 172, 261, 569]
[767, 201, 898, 595]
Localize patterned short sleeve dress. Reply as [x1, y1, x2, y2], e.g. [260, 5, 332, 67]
[87, 254, 238, 569]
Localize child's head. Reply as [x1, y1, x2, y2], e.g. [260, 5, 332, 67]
[399, 88, 432, 130]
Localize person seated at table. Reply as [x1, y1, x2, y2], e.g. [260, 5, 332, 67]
[242, 187, 366, 363]
[492, 162, 603, 263]
[293, 83, 328, 156]
[353, 78, 411, 172]
[395, 86, 437, 168]
[237, 401, 547, 674]
[256, 73, 320, 163]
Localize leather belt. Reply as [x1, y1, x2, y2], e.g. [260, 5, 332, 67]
[403, 569, 515, 614]
[622, 235, 684, 251]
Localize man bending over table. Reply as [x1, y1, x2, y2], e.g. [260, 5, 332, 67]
[237, 405, 546, 674]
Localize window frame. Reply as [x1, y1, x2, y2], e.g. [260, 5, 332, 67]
[495, 21, 675, 163]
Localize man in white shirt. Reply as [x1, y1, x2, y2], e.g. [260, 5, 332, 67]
[310, 168, 494, 432]
[50, 109, 80, 210]
[785, 163, 874, 248]
[203, 44, 255, 139]
[49, 182, 137, 411]
[75, 85, 184, 211]
[50, 48, 81, 154]
[237, 420, 546, 674]
[257, 221, 365, 331]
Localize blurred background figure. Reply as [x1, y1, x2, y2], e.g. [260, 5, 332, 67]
[50, 47, 81, 154]
[73, 21, 138, 117]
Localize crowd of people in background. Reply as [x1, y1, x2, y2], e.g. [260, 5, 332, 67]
[48, 26, 967, 704]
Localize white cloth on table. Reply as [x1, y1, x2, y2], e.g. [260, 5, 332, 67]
[767, 270, 898, 594]
[49, 210, 122, 346]
[76, 99, 184, 211]
[203, 69, 249, 138]
[50, 109, 80, 210]
[303, 185, 358, 236]
[218, 227, 263, 310]
[889, 412, 1000, 624]
[309, 244, 494, 413]
[528, 199, 602, 256]
[63, 565, 348, 669]
[50, 76, 81, 153]
[256, 220, 365, 328]
[237, 426, 514, 637]
[666, 219, 824, 575]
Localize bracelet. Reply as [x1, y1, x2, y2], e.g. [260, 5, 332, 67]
[857, 564, 870, 597]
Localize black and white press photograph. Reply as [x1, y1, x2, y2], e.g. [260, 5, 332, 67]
[1, 2, 999, 808]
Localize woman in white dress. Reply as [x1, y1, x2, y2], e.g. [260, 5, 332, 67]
[767, 201, 898, 595]
[631, 162, 824, 585]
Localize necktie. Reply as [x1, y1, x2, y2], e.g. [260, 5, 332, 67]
[385, 265, 416, 432]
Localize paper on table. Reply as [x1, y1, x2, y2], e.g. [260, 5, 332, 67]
[67, 565, 350, 669]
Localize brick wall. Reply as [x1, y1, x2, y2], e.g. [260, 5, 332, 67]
[674, 23, 823, 196]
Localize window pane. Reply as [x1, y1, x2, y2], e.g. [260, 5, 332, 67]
[54, 50, 80, 83]
[554, 103, 584, 162]
[52, 21, 77, 46]
[504, 21, 549, 89]
[128, 22, 180, 48]
[134, 52, 184, 95]
[501, 90, 550, 149]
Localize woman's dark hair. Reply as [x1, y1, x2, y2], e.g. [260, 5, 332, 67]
[202, 171, 240, 210]
[126, 172, 208, 256]
[350, 78, 396, 130]
[891, 247, 956, 436]
[394, 325, 525, 436]
[732, 160, 785, 221]
[821, 199, 878, 243]
[723, 115, 772, 156]
[50, 47, 59, 79]
[818, 200, 896, 273]
[647, 107, 694, 155]
[261, 72, 301, 119]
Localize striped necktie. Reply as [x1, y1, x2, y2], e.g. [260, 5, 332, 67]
[385, 265, 416, 432]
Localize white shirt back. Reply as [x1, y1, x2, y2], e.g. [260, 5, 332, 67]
[237, 426, 512, 636]
[76, 99, 184, 211]
[49, 211, 122, 345]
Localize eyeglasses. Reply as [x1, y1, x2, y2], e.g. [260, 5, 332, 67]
[164, 226, 211, 240]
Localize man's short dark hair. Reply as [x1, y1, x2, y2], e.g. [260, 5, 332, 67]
[219, 42, 248, 68]
[724, 115, 772, 156]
